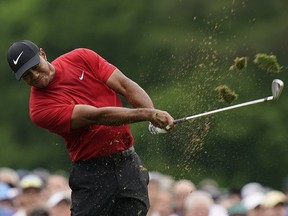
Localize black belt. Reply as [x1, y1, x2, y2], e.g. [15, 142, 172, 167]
[75, 146, 135, 165]
[114, 146, 135, 158]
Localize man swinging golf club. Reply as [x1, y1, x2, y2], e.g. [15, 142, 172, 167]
[7, 40, 175, 216]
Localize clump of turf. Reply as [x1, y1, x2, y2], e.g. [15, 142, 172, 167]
[229, 57, 248, 70]
[215, 85, 238, 104]
[253, 53, 281, 73]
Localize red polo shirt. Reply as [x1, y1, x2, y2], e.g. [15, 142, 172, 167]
[29, 48, 134, 162]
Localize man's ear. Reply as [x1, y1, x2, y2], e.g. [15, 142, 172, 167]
[39, 48, 47, 60]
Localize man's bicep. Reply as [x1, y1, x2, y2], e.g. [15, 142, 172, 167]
[70, 104, 97, 130]
[106, 69, 154, 109]
[106, 68, 137, 96]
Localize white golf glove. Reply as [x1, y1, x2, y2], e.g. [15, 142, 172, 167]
[148, 122, 168, 134]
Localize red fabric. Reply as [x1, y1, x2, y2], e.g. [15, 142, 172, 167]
[29, 48, 134, 162]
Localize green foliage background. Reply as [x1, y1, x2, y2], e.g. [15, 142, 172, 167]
[1, 0, 288, 189]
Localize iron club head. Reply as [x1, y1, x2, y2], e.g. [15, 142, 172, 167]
[271, 79, 284, 100]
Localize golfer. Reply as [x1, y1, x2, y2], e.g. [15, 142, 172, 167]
[7, 40, 175, 216]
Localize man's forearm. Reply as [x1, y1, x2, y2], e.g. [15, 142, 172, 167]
[71, 105, 155, 130]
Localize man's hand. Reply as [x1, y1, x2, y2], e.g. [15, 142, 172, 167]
[149, 110, 174, 130]
[148, 110, 174, 134]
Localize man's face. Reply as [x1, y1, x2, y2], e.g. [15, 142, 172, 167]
[21, 49, 54, 88]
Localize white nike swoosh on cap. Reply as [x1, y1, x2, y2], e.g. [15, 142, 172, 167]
[13, 51, 24, 65]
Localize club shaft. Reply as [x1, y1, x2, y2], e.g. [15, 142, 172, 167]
[174, 95, 274, 123]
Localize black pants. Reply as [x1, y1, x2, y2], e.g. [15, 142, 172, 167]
[69, 149, 150, 216]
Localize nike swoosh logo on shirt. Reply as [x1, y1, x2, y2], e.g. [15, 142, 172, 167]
[13, 51, 24, 65]
[79, 71, 85, 80]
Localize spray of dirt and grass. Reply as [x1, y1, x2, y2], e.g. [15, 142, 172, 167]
[145, 1, 284, 181]
[215, 85, 238, 104]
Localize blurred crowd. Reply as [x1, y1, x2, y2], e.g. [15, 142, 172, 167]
[0, 167, 71, 216]
[147, 171, 288, 216]
[1, 167, 288, 216]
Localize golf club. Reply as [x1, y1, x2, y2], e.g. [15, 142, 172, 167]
[174, 79, 284, 124]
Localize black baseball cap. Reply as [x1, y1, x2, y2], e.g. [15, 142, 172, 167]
[7, 40, 40, 80]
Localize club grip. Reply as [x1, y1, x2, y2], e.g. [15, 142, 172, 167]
[173, 118, 187, 124]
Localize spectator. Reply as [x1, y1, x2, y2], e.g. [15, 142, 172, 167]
[47, 191, 71, 216]
[27, 205, 51, 216]
[198, 178, 221, 202]
[41, 173, 70, 201]
[241, 182, 265, 200]
[262, 190, 286, 216]
[227, 187, 242, 207]
[209, 203, 228, 216]
[148, 172, 175, 216]
[0, 168, 20, 189]
[31, 169, 50, 188]
[171, 179, 196, 216]
[151, 189, 174, 216]
[147, 173, 162, 216]
[242, 192, 265, 216]
[0, 182, 16, 216]
[227, 203, 247, 216]
[183, 190, 214, 216]
[197, 178, 228, 216]
[13, 174, 45, 216]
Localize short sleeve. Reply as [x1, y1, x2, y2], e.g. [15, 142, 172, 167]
[30, 102, 75, 134]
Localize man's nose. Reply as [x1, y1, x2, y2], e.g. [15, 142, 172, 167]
[28, 69, 39, 78]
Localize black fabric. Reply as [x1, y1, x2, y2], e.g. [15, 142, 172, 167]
[69, 150, 149, 216]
